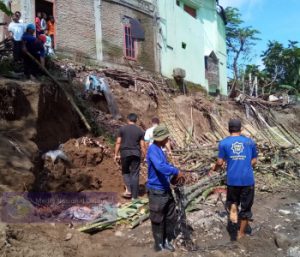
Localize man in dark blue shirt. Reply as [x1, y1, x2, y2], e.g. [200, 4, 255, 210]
[212, 119, 258, 240]
[22, 23, 45, 79]
[147, 125, 183, 252]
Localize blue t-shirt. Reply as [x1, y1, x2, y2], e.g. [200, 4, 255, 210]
[22, 33, 45, 58]
[218, 135, 258, 186]
[147, 144, 179, 191]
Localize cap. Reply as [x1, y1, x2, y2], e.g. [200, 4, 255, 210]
[27, 23, 35, 31]
[153, 125, 170, 141]
[228, 119, 242, 132]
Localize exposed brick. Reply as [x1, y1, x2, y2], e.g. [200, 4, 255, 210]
[55, 0, 97, 59]
[101, 0, 156, 71]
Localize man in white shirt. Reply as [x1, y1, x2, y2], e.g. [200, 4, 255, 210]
[144, 117, 160, 146]
[8, 14, 26, 61]
[145, 117, 172, 154]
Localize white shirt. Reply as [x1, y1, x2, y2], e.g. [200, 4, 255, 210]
[8, 22, 26, 41]
[144, 125, 158, 145]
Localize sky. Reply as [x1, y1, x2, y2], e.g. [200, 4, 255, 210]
[220, 0, 300, 67]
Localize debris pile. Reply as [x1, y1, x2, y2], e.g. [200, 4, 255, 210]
[0, 38, 12, 60]
[34, 137, 111, 192]
[79, 198, 149, 233]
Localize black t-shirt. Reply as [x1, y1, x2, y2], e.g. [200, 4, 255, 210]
[118, 124, 144, 158]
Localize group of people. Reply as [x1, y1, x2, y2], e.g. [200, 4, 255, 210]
[35, 12, 55, 52]
[115, 114, 258, 252]
[7, 11, 55, 78]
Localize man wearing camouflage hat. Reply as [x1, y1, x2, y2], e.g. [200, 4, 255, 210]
[146, 125, 184, 252]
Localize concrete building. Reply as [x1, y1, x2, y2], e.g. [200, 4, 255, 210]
[157, 0, 228, 95]
[0, 0, 227, 94]
[0, 0, 158, 71]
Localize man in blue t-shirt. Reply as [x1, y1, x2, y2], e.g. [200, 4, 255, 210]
[22, 23, 45, 79]
[212, 119, 258, 240]
[147, 125, 184, 252]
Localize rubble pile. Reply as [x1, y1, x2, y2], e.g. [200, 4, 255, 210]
[0, 38, 12, 60]
[34, 137, 111, 192]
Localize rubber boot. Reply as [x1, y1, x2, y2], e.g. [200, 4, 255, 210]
[164, 239, 175, 252]
[152, 223, 165, 252]
[165, 221, 176, 252]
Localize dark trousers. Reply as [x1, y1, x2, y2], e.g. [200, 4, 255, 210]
[13, 40, 22, 61]
[226, 185, 255, 219]
[121, 155, 140, 199]
[148, 189, 177, 244]
[23, 54, 40, 78]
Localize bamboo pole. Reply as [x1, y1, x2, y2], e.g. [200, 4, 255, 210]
[25, 51, 92, 131]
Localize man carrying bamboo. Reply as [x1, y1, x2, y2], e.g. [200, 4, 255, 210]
[212, 119, 258, 240]
[147, 125, 184, 252]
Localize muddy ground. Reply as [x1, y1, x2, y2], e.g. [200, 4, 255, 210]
[0, 76, 299, 257]
[0, 183, 299, 257]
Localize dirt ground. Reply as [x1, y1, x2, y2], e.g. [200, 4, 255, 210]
[0, 183, 299, 257]
[0, 76, 299, 257]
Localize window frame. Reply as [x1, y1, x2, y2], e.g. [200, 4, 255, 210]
[123, 24, 137, 61]
[183, 4, 197, 18]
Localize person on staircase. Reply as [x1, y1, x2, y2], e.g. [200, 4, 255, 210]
[114, 113, 146, 200]
[211, 119, 258, 240]
[147, 125, 184, 252]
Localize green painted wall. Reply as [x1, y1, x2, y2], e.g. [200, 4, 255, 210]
[158, 0, 227, 95]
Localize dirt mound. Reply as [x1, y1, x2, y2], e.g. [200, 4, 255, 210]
[32, 137, 116, 192]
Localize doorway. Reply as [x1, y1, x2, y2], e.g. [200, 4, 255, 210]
[35, 0, 53, 17]
[35, 0, 55, 47]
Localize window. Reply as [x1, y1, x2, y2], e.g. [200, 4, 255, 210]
[184, 4, 197, 18]
[204, 56, 208, 71]
[124, 25, 137, 60]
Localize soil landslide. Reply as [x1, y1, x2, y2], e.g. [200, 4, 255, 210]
[0, 74, 299, 257]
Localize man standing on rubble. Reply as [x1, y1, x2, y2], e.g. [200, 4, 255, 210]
[114, 113, 146, 199]
[147, 125, 184, 252]
[212, 119, 258, 240]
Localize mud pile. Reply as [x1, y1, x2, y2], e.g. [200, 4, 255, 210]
[33, 137, 113, 192]
[0, 79, 123, 195]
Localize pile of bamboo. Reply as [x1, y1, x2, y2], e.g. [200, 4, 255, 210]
[78, 198, 149, 233]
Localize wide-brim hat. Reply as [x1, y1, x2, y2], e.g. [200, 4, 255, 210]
[153, 125, 170, 141]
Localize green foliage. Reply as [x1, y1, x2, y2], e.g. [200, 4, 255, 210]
[225, 7, 260, 81]
[0, 1, 13, 16]
[261, 40, 300, 91]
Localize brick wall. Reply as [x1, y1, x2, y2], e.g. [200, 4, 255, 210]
[56, 0, 97, 59]
[101, 0, 156, 71]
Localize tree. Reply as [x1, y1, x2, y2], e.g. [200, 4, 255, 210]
[261, 40, 300, 92]
[225, 7, 260, 97]
[0, 0, 12, 16]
